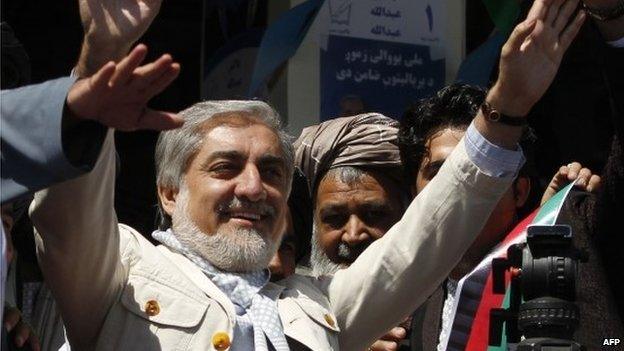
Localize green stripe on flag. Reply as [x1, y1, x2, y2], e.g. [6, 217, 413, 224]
[487, 288, 512, 351]
[482, 0, 521, 34]
[488, 182, 576, 349]
[533, 182, 576, 225]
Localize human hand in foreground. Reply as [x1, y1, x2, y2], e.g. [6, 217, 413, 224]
[67, 44, 183, 132]
[76, 0, 163, 76]
[541, 161, 601, 204]
[4, 305, 41, 351]
[487, 0, 586, 117]
[368, 317, 411, 351]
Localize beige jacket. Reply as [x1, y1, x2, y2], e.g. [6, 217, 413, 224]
[30, 131, 512, 351]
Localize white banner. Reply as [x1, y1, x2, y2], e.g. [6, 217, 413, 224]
[313, 0, 446, 48]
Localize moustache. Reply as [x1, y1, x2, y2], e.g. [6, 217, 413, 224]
[336, 241, 370, 263]
[217, 197, 276, 218]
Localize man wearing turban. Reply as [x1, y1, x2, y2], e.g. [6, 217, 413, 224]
[295, 113, 414, 350]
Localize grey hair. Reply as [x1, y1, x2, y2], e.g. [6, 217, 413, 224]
[155, 100, 294, 227]
[316, 166, 411, 211]
[322, 166, 367, 187]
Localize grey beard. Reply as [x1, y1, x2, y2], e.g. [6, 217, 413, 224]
[309, 224, 348, 276]
[171, 185, 280, 272]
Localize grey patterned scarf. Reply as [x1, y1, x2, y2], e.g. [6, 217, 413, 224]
[153, 229, 289, 350]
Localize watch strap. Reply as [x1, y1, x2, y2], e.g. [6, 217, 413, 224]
[582, 0, 624, 21]
[481, 102, 528, 126]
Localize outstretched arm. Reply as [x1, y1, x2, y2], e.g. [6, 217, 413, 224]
[29, 47, 181, 349]
[1, 45, 182, 203]
[328, 1, 586, 349]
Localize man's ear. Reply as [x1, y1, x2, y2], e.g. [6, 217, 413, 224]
[513, 177, 531, 208]
[157, 185, 179, 217]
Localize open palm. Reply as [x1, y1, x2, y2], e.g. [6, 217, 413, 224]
[494, 0, 586, 116]
[79, 0, 162, 47]
[68, 44, 183, 132]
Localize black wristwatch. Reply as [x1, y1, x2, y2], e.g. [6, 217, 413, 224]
[582, 0, 624, 21]
[481, 102, 528, 127]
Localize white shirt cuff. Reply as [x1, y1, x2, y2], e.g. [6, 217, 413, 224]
[463, 122, 526, 178]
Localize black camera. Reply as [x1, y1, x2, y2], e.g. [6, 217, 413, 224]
[489, 224, 587, 350]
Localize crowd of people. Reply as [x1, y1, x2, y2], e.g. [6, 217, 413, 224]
[1, 0, 622, 350]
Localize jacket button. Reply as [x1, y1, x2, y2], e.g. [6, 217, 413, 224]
[212, 332, 231, 350]
[324, 313, 335, 328]
[144, 300, 160, 316]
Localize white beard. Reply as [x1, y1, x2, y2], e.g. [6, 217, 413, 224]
[171, 185, 280, 272]
[309, 223, 348, 276]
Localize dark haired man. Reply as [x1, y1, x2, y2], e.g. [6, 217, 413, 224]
[398, 83, 601, 350]
[399, 84, 537, 281]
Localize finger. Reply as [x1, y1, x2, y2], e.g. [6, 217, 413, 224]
[370, 339, 399, 351]
[380, 327, 406, 341]
[506, 19, 538, 53]
[89, 61, 116, 93]
[136, 109, 184, 131]
[566, 162, 581, 180]
[110, 44, 149, 87]
[587, 175, 601, 192]
[545, 0, 565, 27]
[554, 0, 580, 32]
[140, 62, 181, 98]
[526, 0, 552, 22]
[559, 10, 586, 52]
[558, 164, 570, 178]
[541, 189, 556, 205]
[129, 54, 174, 91]
[4, 307, 21, 332]
[399, 316, 412, 330]
[13, 321, 31, 347]
[575, 168, 592, 188]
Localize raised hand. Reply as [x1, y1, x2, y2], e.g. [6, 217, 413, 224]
[541, 162, 602, 204]
[67, 44, 183, 131]
[76, 0, 163, 76]
[488, 0, 586, 117]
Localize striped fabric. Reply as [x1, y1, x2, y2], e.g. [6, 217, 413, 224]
[439, 182, 577, 350]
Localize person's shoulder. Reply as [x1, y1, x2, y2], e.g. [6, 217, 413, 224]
[276, 273, 333, 304]
[117, 224, 170, 269]
[118, 223, 154, 251]
[275, 274, 341, 333]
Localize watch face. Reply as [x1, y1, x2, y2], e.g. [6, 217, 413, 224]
[489, 111, 501, 122]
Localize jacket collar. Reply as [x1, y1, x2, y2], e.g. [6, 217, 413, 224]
[157, 245, 237, 321]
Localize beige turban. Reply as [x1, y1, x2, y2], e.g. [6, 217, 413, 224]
[294, 113, 402, 192]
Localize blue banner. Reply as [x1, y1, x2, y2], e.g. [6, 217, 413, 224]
[320, 35, 444, 120]
[455, 31, 506, 89]
[248, 0, 325, 97]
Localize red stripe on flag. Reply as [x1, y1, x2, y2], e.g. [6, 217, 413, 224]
[464, 210, 538, 350]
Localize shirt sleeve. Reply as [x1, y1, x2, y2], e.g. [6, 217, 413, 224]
[464, 121, 526, 178]
[607, 36, 624, 48]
